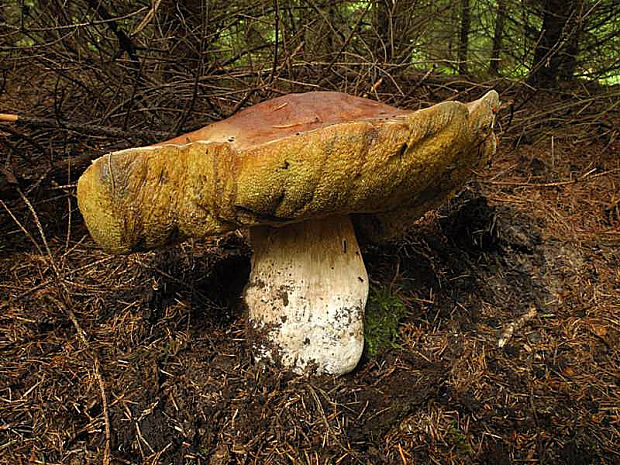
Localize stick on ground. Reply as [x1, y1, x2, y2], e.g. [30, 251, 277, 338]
[498, 306, 538, 348]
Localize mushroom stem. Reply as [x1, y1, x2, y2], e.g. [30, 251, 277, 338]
[245, 215, 368, 375]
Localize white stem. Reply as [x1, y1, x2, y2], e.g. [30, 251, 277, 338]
[244, 215, 369, 375]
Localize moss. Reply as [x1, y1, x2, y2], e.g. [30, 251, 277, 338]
[448, 420, 474, 456]
[363, 286, 408, 357]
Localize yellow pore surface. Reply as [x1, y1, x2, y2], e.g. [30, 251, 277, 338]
[77, 91, 498, 253]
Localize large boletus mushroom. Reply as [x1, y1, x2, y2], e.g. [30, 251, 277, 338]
[78, 91, 499, 375]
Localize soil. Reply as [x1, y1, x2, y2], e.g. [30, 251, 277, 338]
[0, 86, 618, 464]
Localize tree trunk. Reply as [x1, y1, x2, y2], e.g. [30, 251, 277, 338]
[458, 0, 471, 75]
[558, 0, 584, 81]
[529, 0, 582, 86]
[373, 0, 392, 61]
[304, 1, 337, 60]
[489, 0, 507, 75]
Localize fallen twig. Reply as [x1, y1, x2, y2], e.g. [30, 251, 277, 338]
[482, 168, 618, 187]
[0, 113, 170, 140]
[498, 306, 538, 348]
[54, 296, 112, 465]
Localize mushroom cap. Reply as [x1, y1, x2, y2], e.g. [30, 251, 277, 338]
[77, 91, 499, 253]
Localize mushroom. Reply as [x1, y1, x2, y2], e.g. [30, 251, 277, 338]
[77, 90, 499, 375]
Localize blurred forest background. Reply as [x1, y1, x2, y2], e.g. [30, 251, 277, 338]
[1, 0, 618, 138]
[0, 1, 618, 465]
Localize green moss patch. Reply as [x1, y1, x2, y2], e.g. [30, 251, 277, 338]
[363, 286, 408, 357]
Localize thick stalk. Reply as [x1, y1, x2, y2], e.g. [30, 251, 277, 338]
[245, 215, 368, 375]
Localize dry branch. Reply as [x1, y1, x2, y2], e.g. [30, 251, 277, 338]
[498, 307, 538, 348]
[0, 113, 171, 140]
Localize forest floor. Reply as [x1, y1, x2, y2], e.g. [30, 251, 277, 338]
[0, 83, 618, 464]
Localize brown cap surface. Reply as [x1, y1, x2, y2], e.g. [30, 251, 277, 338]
[158, 92, 409, 149]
